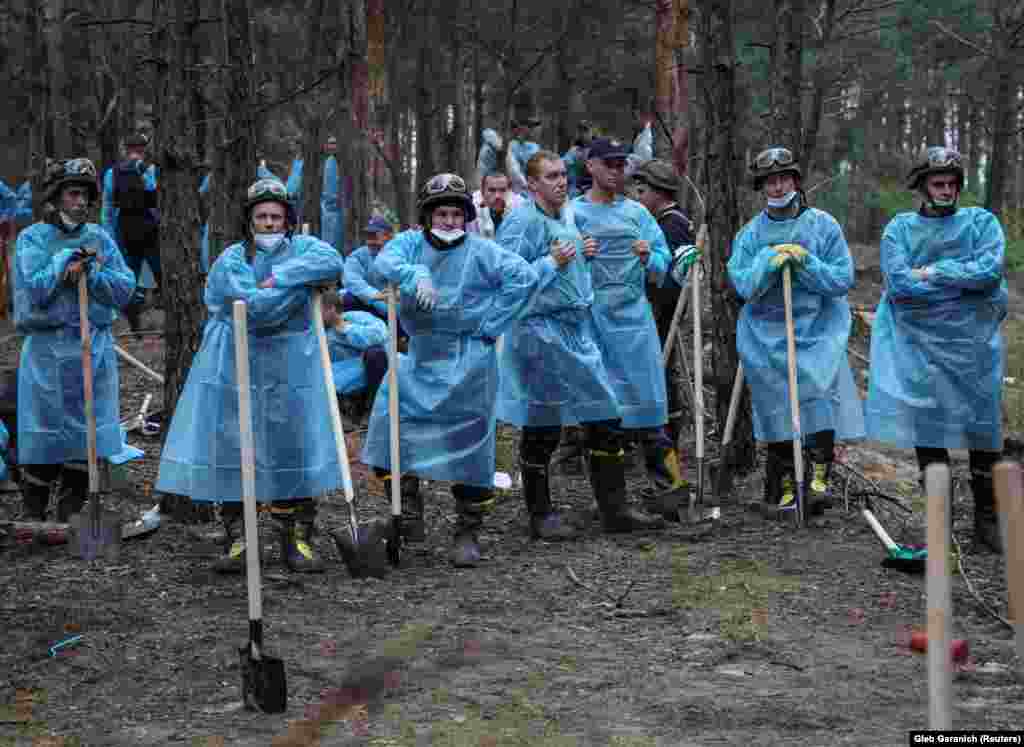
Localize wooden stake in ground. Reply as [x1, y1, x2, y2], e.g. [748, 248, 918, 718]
[925, 462, 952, 729]
[993, 461, 1024, 673]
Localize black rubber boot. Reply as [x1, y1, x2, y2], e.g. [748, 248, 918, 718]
[641, 439, 689, 522]
[551, 425, 586, 475]
[449, 486, 494, 567]
[588, 450, 666, 533]
[277, 501, 326, 573]
[20, 470, 52, 521]
[763, 453, 797, 510]
[520, 459, 577, 540]
[971, 468, 1003, 554]
[55, 465, 89, 522]
[400, 475, 426, 543]
[214, 507, 247, 574]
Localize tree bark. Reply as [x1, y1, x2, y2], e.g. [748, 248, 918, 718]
[770, 0, 804, 155]
[701, 0, 754, 471]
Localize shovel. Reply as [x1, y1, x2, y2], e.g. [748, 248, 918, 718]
[71, 273, 121, 561]
[862, 506, 926, 573]
[311, 290, 390, 578]
[385, 285, 402, 567]
[712, 362, 745, 502]
[232, 300, 287, 713]
[780, 265, 805, 526]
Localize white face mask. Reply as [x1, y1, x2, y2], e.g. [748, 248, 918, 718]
[59, 211, 83, 230]
[431, 228, 465, 244]
[766, 191, 798, 209]
[254, 232, 285, 250]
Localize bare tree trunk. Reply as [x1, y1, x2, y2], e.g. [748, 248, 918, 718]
[801, 0, 834, 177]
[986, 20, 1013, 216]
[701, 0, 754, 469]
[770, 0, 804, 156]
[44, 0, 72, 156]
[415, 35, 436, 182]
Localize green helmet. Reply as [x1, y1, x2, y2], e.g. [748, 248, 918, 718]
[417, 173, 476, 224]
[633, 159, 681, 194]
[749, 147, 801, 189]
[906, 146, 964, 191]
[43, 158, 99, 205]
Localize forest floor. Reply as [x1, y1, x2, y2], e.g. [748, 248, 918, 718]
[1, 268, 1023, 746]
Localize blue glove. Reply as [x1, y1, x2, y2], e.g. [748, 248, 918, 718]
[415, 277, 438, 311]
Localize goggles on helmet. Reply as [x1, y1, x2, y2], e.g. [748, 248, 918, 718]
[64, 158, 97, 178]
[753, 147, 797, 171]
[923, 147, 962, 170]
[424, 173, 467, 196]
[248, 178, 289, 202]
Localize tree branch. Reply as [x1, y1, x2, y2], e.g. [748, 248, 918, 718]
[930, 19, 990, 58]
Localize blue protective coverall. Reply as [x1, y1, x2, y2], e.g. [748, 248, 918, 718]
[865, 207, 1006, 450]
[476, 129, 503, 183]
[156, 234, 346, 502]
[728, 207, 865, 444]
[199, 173, 211, 273]
[496, 199, 621, 427]
[14, 222, 136, 464]
[507, 139, 540, 196]
[327, 310, 387, 395]
[0, 420, 9, 482]
[321, 155, 344, 253]
[343, 245, 388, 316]
[257, 162, 278, 180]
[286, 158, 304, 225]
[360, 229, 557, 487]
[572, 194, 670, 429]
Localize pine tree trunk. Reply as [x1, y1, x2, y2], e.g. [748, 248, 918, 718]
[701, 0, 754, 472]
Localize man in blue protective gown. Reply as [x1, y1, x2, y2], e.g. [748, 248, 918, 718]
[320, 136, 345, 254]
[343, 215, 394, 322]
[572, 138, 679, 521]
[156, 177, 345, 573]
[497, 150, 665, 536]
[507, 119, 542, 197]
[728, 147, 864, 512]
[866, 147, 1007, 552]
[320, 289, 388, 421]
[360, 172, 559, 567]
[15, 158, 135, 522]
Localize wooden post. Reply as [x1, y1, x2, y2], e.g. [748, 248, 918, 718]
[925, 462, 952, 729]
[994, 461, 1024, 672]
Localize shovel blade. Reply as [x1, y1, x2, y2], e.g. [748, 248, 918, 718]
[239, 646, 287, 713]
[69, 502, 122, 562]
[333, 517, 393, 579]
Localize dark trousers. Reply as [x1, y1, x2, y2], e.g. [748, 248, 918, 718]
[765, 429, 836, 469]
[915, 447, 1000, 478]
[521, 420, 624, 465]
[121, 232, 162, 305]
[647, 280, 685, 442]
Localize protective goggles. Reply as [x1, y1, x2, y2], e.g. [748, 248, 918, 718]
[248, 178, 289, 201]
[753, 147, 796, 170]
[64, 158, 97, 178]
[923, 147, 962, 169]
[424, 173, 467, 195]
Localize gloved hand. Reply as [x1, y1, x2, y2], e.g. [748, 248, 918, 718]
[63, 247, 97, 285]
[910, 266, 933, 280]
[769, 243, 809, 270]
[415, 277, 438, 311]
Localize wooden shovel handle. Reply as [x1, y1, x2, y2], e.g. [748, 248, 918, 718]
[386, 286, 401, 518]
[311, 290, 356, 504]
[782, 266, 804, 523]
[78, 275, 99, 494]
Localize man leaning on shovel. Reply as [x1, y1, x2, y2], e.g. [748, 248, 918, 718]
[14, 158, 135, 523]
[727, 147, 864, 514]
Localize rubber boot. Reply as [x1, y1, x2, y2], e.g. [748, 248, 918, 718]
[213, 508, 247, 574]
[763, 454, 797, 511]
[20, 471, 51, 521]
[56, 465, 89, 522]
[449, 486, 494, 567]
[400, 475, 426, 543]
[520, 459, 577, 540]
[277, 501, 325, 573]
[123, 300, 143, 332]
[550, 425, 585, 475]
[971, 468, 1003, 554]
[641, 442, 689, 521]
[803, 458, 830, 516]
[588, 449, 666, 533]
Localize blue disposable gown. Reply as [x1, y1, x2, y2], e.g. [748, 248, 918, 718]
[328, 311, 387, 395]
[0, 180, 14, 222]
[14, 182, 33, 224]
[476, 128, 503, 182]
[14, 222, 136, 464]
[321, 155, 344, 253]
[496, 199, 621, 427]
[343, 245, 388, 316]
[361, 230, 557, 486]
[256, 162, 278, 180]
[0, 420, 9, 482]
[286, 158, 304, 225]
[866, 207, 1006, 450]
[728, 207, 865, 443]
[156, 234, 345, 502]
[507, 139, 540, 195]
[572, 195, 670, 428]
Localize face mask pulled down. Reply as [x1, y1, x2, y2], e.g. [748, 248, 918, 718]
[766, 191, 798, 209]
[254, 232, 286, 251]
[430, 228, 466, 245]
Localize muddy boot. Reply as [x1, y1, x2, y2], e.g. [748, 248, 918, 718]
[971, 468, 1003, 554]
[589, 449, 666, 533]
[803, 458, 831, 516]
[449, 486, 494, 567]
[123, 300, 143, 332]
[277, 501, 325, 573]
[550, 426, 585, 475]
[20, 471, 52, 521]
[763, 454, 797, 512]
[55, 464, 88, 522]
[641, 440, 689, 522]
[520, 459, 577, 540]
[213, 507, 247, 574]
[400, 475, 426, 543]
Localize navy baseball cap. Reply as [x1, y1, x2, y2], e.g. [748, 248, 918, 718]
[588, 137, 630, 160]
[366, 216, 393, 234]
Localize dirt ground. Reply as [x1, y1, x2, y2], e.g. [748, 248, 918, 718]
[2, 278, 1023, 746]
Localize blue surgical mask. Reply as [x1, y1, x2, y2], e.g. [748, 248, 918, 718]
[254, 232, 285, 251]
[766, 191, 798, 209]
